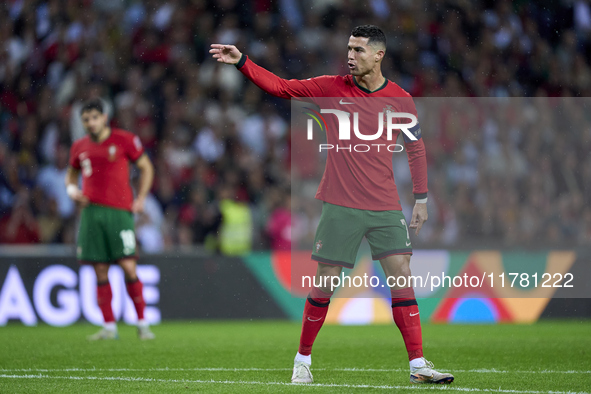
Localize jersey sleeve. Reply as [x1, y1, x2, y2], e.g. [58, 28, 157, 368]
[123, 132, 145, 162]
[236, 55, 334, 99]
[69, 143, 81, 169]
[401, 99, 428, 199]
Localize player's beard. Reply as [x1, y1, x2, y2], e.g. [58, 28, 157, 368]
[88, 125, 105, 141]
[349, 63, 368, 76]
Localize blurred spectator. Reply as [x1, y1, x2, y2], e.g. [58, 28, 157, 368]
[217, 184, 252, 256]
[0, 190, 40, 244]
[266, 188, 292, 251]
[36, 143, 74, 218]
[136, 211, 164, 253]
[36, 197, 63, 243]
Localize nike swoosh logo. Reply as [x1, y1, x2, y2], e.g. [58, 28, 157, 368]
[410, 312, 419, 317]
[339, 99, 354, 105]
[406, 241, 411, 246]
[307, 317, 323, 322]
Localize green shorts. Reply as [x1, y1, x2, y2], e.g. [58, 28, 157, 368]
[77, 204, 137, 263]
[311, 202, 412, 269]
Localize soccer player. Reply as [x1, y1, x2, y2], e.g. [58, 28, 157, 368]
[65, 98, 156, 341]
[210, 25, 454, 384]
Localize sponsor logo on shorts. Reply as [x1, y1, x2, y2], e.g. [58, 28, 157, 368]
[315, 240, 323, 253]
[410, 312, 419, 317]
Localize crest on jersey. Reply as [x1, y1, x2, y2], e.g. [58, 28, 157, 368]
[315, 240, 323, 253]
[383, 104, 394, 122]
[108, 145, 116, 161]
[133, 136, 142, 150]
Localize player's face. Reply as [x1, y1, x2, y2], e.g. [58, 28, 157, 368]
[347, 36, 382, 76]
[81, 109, 108, 138]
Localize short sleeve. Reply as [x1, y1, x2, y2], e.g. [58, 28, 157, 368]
[69, 144, 81, 169]
[125, 133, 144, 162]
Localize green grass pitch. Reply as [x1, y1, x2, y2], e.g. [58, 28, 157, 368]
[0, 320, 589, 393]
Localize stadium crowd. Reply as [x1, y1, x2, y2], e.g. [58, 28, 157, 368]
[1, 0, 590, 252]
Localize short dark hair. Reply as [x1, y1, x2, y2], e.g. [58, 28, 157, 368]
[351, 25, 386, 49]
[80, 98, 104, 115]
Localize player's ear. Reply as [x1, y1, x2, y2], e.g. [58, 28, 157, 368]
[375, 49, 385, 63]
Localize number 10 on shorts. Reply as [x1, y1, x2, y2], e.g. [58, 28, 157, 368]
[120, 230, 136, 255]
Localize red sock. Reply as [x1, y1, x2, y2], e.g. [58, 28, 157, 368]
[126, 279, 145, 320]
[97, 281, 115, 323]
[298, 287, 332, 356]
[391, 287, 423, 361]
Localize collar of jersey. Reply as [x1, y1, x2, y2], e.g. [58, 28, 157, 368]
[91, 128, 112, 144]
[352, 76, 388, 94]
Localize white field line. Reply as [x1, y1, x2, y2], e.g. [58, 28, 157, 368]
[0, 374, 589, 394]
[0, 367, 589, 374]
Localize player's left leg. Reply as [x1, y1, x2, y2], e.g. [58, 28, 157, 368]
[119, 258, 155, 340]
[380, 254, 453, 384]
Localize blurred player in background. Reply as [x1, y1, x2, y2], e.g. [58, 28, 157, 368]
[65, 98, 155, 341]
[211, 25, 453, 384]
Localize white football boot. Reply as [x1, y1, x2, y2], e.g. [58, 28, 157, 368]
[291, 361, 313, 383]
[410, 357, 454, 384]
[138, 325, 155, 340]
[87, 328, 119, 341]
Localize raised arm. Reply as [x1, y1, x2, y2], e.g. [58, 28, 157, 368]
[210, 44, 329, 99]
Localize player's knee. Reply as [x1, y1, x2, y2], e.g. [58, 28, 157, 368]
[381, 254, 411, 278]
[93, 264, 109, 282]
[119, 259, 137, 280]
[396, 264, 412, 279]
[122, 269, 137, 282]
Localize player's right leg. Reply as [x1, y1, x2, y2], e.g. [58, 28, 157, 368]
[77, 205, 118, 340]
[292, 202, 364, 383]
[292, 262, 341, 383]
[87, 262, 119, 340]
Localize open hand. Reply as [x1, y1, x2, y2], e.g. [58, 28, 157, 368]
[209, 44, 242, 64]
[409, 202, 428, 236]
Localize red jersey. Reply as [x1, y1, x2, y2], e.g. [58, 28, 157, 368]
[69, 128, 144, 211]
[237, 56, 428, 211]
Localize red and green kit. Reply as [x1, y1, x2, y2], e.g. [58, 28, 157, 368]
[69, 128, 144, 263]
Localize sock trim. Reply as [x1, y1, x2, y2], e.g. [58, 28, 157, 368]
[392, 299, 418, 308]
[97, 280, 110, 286]
[125, 278, 139, 284]
[307, 297, 329, 308]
